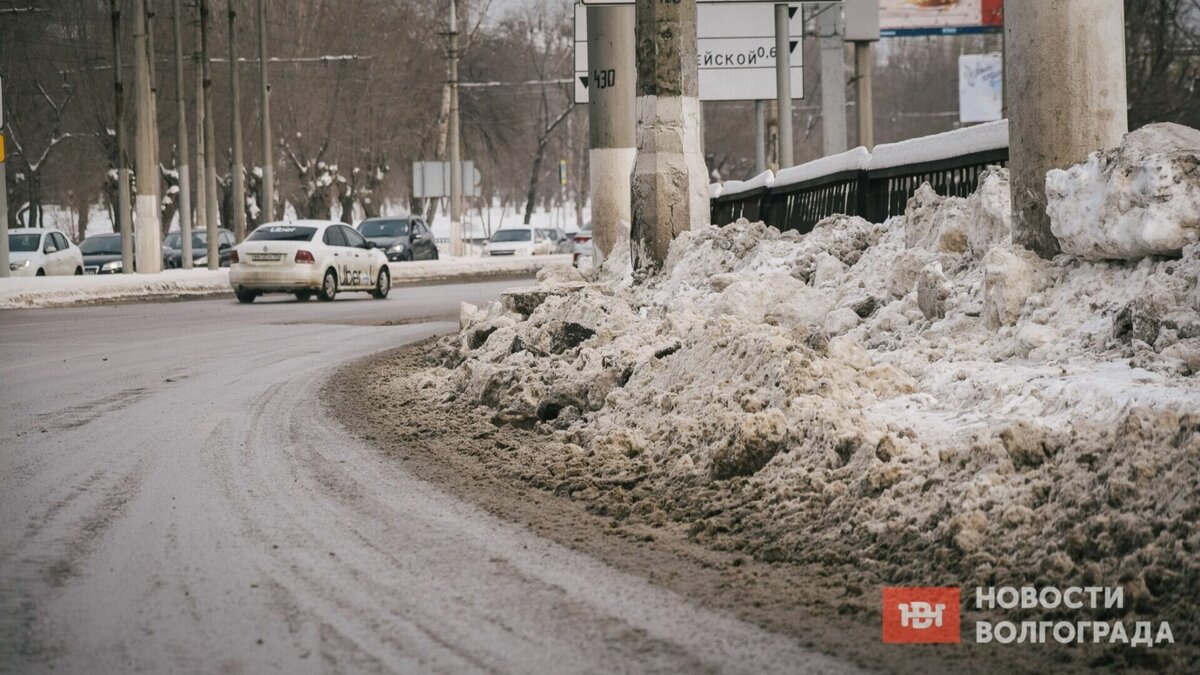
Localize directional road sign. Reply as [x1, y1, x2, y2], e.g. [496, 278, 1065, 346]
[574, 3, 805, 103]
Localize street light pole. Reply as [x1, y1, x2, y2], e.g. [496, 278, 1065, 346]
[227, 0, 246, 241]
[773, 3, 794, 167]
[111, 0, 134, 273]
[171, 0, 192, 268]
[586, 3, 635, 262]
[448, 0, 463, 257]
[257, 0, 274, 223]
[200, 0, 219, 270]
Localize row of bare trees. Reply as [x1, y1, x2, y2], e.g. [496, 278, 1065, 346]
[1, 0, 581, 237]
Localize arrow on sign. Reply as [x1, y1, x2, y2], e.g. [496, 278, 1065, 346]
[788, 7, 797, 20]
[580, 75, 589, 89]
[790, 40, 799, 54]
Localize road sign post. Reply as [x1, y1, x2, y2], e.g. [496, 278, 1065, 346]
[0, 75, 8, 277]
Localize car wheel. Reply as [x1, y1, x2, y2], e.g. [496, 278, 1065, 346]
[294, 291, 313, 302]
[36, 269, 45, 277]
[371, 267, 390, 299]
[235, 287, 257, 304]
[431, 248, 439, 261]
[75, 266, 83, 275]
[318, 269, 338, 301]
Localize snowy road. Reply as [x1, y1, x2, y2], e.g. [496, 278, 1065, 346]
[0, 283, 857, 674]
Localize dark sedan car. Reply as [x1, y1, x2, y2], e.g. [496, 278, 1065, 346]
[163, 228, 236, 268]
[80, 233, 129, 274]
[357, 217, 439, 262]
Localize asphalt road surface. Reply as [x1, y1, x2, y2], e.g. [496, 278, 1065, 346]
[0, 281, 858, 674]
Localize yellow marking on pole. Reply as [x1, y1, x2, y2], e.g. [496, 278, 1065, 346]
[0, 132, 5, 163]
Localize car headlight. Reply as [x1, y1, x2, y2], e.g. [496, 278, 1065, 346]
[10, 260, 31, 271]
[195, 256, 208, 265]
[101, 260, 122, 272]
[388, 243, 406, 253]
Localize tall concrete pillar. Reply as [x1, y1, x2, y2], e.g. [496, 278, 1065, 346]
[586, 4, 636, 263]
[631, 0, 709, 269]
[1006, 0, 1128, 259]
[817, 3, 847, 155]
[132, 0, 163, 274]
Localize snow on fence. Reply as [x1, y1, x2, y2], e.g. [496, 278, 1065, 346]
[712, 120, 1009, 232]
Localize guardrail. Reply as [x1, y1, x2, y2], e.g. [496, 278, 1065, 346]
[711, 120, 1009, 232]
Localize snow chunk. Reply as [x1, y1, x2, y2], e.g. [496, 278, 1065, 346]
[1048, 123, 1200, 260]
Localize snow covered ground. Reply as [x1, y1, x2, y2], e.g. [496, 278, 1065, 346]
[0, 255, 571, 309]
[400, 125, 1199, 665]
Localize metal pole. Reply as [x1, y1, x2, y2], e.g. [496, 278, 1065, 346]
[754, 100, 766, 174]
[773, 3, 794, 168]
[193, 12, 206, 267]
[818, 2, 847, 155]
[257, 0, 274, 223]
[227, 0, 246, 241]
[111, 0, 134, 273]
[172, 0, 192, 269]
[1007, 0, 1127, 259]
[200, 0, 219, 270]
[854, 40, 873, 149]
[448, 0, 463, 257]
[586, 3, 635, 261]
[0, 76, 9, 277]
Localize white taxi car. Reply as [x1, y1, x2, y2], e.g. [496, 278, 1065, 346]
[229, 220, 391, 303]
[8, 228, 84, 277]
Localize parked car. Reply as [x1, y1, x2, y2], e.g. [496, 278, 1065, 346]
[229, 220, 391, 303]
[539, 227, 573, 254]
[572, 222, 593, 268]
[356, 217, 438, 262]
[80, 233, 127, 274]
[484, 227, 558, 257]
[8, 228, 83, 277]
[163, 228, 236, 268]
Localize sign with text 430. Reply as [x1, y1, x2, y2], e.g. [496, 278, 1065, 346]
[574, 3, 804, 103]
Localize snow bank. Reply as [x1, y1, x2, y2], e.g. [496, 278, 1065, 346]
[405, 166, 1200, 657]
[1048, 123, 1200, 260]
[0, 270, 231, 309]
[0, 256, 571, 309]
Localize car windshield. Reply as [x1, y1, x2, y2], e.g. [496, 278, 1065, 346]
[163, 232, 209, 249]
[490, 229, 532, 243]
[80, 235, 122, 255]
[358, 219, 409, 238]
[8, 234, 42, 252]
[247, 225, 317, 242]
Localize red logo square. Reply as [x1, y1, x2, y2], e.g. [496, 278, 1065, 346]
[882, 587, 961, 644]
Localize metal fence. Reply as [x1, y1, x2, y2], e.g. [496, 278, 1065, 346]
[711, 123, 1009, 234]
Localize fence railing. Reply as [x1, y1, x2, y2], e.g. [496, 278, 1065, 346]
[711, 120, 1009, 233]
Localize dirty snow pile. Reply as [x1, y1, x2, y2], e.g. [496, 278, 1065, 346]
[409, 125, 1200, 651]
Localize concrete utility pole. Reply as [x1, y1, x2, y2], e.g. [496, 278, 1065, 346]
[631, 0, 709, 269]
[133, 0, 163, 273]
[845, 0, 877, 150]
[257, 0, 274, 223]
[111, 0, 134, 273]
[817, 2, 847, 155]
[773, 3, 794, 168]
[227, 0, 246, 241]
[192, 17, 206, 268]
[171, 0, 192, 268]
[586, 3, 635, 262]
[1007, 0, 1128, 259]
[200, 0, 219, 270]
[1, 76, 9, 277]
[448, 0, 463, 257]
[146, 1, 161, 172]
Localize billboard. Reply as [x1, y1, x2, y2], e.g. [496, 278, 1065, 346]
[881, 0, 1004, 36]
